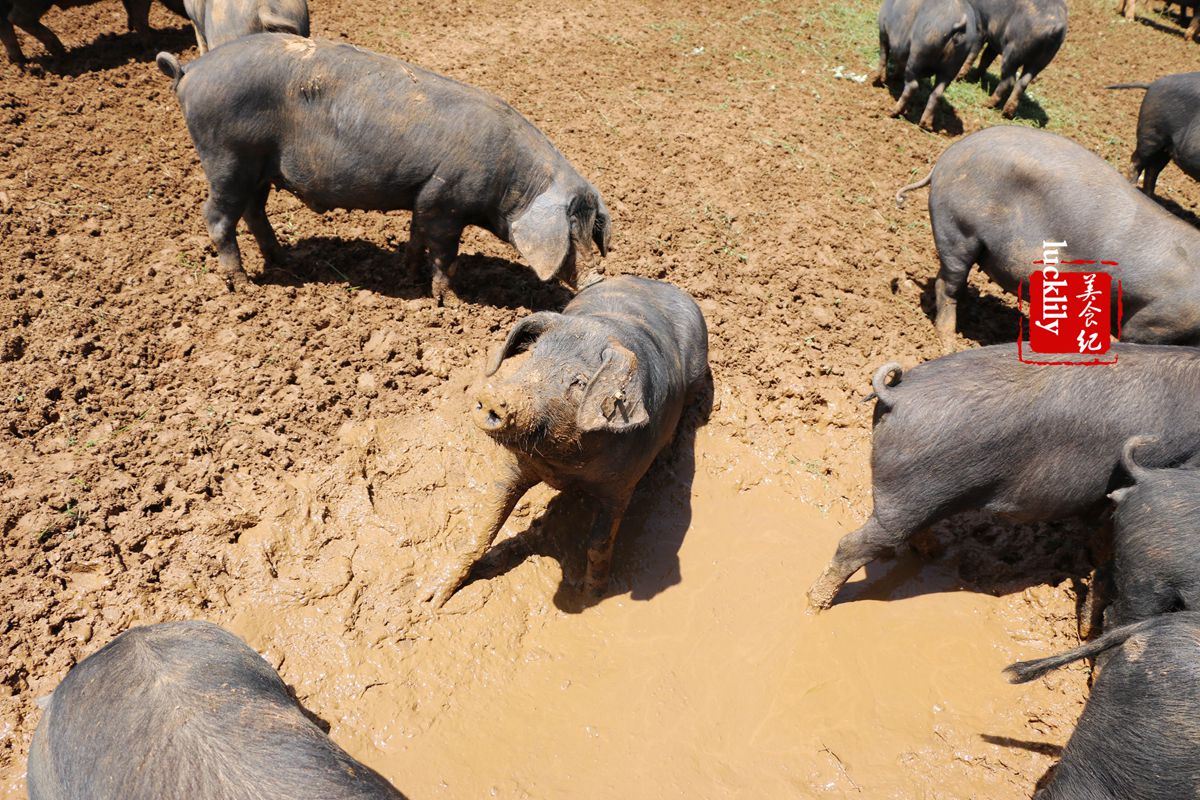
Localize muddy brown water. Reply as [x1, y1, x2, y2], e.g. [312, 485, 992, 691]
[5, 0, 1200, 794]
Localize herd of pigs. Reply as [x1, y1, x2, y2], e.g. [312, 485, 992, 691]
[5, 0, 1200, 795]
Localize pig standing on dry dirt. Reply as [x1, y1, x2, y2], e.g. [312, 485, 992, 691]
[1006, 613, 1200, 799]
[432, 276, 709, 606]
[1108, 73, 1200, 196]
[874, 0, 979, 129]
[1116, 0, 1200, 40]
[807, 343, 1200, 612]
[1104, 436, 1200, 626]
[957, 0, 1067, 116]
[27, 620, 408, 800]
[156, 34, 611, 299]
[0, 0, 185, 63]
[183, 0, 308, 53]
[895, 126, 1200, 353]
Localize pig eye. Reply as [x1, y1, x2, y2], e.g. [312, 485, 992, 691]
[570, 374, 588, 389]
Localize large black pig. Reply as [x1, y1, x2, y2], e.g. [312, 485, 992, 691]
[1006, 613, 1200, 799]
[874, 0, 979, 129]
[27, 620, 408, 800]
[183, 0, 308, 52]
[1108, 73, 1200, 196]
[807, 343, 1200, 611]
[957, 0, 1067, 116]
[895, 126, 1200, 353]
[1104, 436, 1200, 626]
[156, 34, 611, 299]
[432, 276, 709, 606]
[1, 0, 185, 63]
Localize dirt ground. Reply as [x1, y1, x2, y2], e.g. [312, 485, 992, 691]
[3, 0, 1200, 796]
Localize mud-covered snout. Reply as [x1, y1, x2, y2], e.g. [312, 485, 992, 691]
[472, 385, 516, 435]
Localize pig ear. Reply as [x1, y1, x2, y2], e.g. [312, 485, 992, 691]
[577, 343, 649, 433]
[511, 191, 571, 282]
[593, 198, 612, 258]
[485, 312, 561, 376]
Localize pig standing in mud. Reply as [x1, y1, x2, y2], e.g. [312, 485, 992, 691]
[1108, 73, 1200, 196]
[895, 126, 1200, 353]
[27, 620, 408, 800]
[1104, 437, 1200, 626]
[1006, 613, 1200, 799]
[807, 343, 1200, 612]
[874, 0, 979, 129]
[1, 0, 185, 62]
[432, 276, 709, 606]
[183, 0, 309, 52]
[957, 0, 1067, 116]
[156, 34, 611, 300]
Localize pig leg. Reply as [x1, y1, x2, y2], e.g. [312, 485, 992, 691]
[241, 184, 283, 266]
[582, 495, 632, 598]
[930, 234, 978, 353]
[121, 0, 153, 33]
[984, 59, 1018, 109]
[975, 42, 999, 84]
[0, 18, 23, 64]
[891, 68, 920, 118]
[807, 514, 914, 611]
[1187, 11, 1200, 38]
[918, 66, 957, 130]
[192, 24, 208, 54]
[201, 169, 253, 288]
[14, 20, 65, 58]
[429, 470, 537, 608]
[872, 31, 888, 87]
[956, 38, 982, 80]
[423, 220, 464, 305]
[1001, 70, 1035, 118]
[1118, 0, 1135, 19]
[1140, 152, 1170, 197]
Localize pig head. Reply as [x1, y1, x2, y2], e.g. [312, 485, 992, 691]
[507, 183, 612, 288]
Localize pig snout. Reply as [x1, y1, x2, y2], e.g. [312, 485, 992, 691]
[473, 386, 516, 434]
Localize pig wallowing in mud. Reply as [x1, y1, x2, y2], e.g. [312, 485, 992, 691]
[1108, 73, 1200, 197]
[874, 0, 979, 129]
[432, 276, 709, 606]
[0, 0, 185, 63]
[895, 126, 1200, 353]
[183, 0, 309, 53]
[1006, 613, 1200, 800]
[807, 343, 1200, 612]
[27, 620, 408, 800]
[156, 34, 611, 300]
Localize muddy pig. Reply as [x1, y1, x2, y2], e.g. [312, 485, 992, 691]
[1, 0, 185, 63]
[957, 0, 1067, 116]
[1108, 73, 1200, 196]
[1101, 436, 1200, 627]
[156, 34, 611, 299]
[807, 342, 1200, 611]
[896, 126, 1200, 353]
[431, 276, 708, 606]
[27, 620, 408, 800]
[183, 0, 308, 52]
[1006, 613, 1200, 799]
[874, 0, 979, 129]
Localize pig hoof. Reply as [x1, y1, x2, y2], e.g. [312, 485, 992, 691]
[918, 117, 934, 131]
[982, 96, 1001, 109]
[1002, 104, 1018, 119]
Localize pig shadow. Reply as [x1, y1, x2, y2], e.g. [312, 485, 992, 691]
[962, 70, 1051, 127]
[838, 511, 1099, 608]
[918, 278, 1024, 347]
[465, 371, 715, 613]
[256, 237, 574, 311]
[27, 24, 194, 76]
[1134, 14, 1192, 38]
[979, 734, 1064, 758]
[1153, 195, 1200, 227]
[877, 77, 966, 135]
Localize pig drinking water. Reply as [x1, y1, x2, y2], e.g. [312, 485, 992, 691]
[1, 0, 185, 62]
[1108, 73, 1200, 196]
[957, 0, 1067, 116]
[183, 0, 309, 52]
[1104, 436, 1200, 626]
[156, 34, 611, 299]
[27, 620, 408, 800]
[432, 275, 708, 606]
[807, 343, 1200, 611]
[895, 126, 1200, 353]
[1006, 613, 1200, 799]
[874, 0, 979, 129]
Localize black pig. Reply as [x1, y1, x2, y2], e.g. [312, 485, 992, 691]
[432, 276, 709, 606]
[27, 620, 407, 800]
[1006, 613, 1200, 800]
[958, 0, 1067, 117]
[895, 126, 1200, 353]
[1, 0, 185, 63]
[874, 0, 979, 129]
[1104, 436, 1200, 626]
[183, 0, 308, 52]
[156, 35, 611, 299]
[1108, 73, 1200, 196]
[807, 343, 1200, 611]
